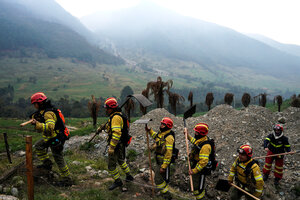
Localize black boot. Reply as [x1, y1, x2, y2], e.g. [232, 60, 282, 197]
[109, 179, 123, 190]
[274, 177, 280, 186]
[54, 177, 73, 187]
[37, 159, 53, 171]
[125, 174, 134, 182]
[263, 174, 269, 181]
[162, 191, 172, 200]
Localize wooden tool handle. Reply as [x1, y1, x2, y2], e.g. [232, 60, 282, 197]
[231, 183, 260, 200]
[184, 127, 194, 192]
[253, 151, 297, 159]
[20, 119, 33, 127]
[146, 130, 155, 196]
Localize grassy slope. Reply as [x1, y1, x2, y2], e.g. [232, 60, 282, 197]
[1, 55, 299, 103]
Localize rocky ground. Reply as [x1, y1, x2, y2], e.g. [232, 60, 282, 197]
[66, 105, 300, 200]
[2, 105, 298, 200]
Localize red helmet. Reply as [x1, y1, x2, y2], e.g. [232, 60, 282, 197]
[237, 144, 253, 157]
[31, 92, 47, 104]
[194, 123, 209, 136]
[104, 97, 118, 108]
[273, 124, 283, 132]
[161, 117, 173, 129]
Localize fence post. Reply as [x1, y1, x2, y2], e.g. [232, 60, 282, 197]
[26, 136, 34, 200]
[3, 133, 12, 163]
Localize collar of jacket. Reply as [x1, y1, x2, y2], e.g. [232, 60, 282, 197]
[109, 111, 121, 118]
[194, 136, 208, 145]
[158, 129, 171, 139]
[238, 157, 253, 166]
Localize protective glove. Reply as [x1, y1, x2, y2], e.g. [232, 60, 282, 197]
[108, 147, 115, 155]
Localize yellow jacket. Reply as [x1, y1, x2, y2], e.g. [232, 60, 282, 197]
[106, 112, 123, 150]
[189, 135, 211, 174]
[149, 129, 174, 169]
[34, 110, 58, 142]
[228, 158, 264, 197]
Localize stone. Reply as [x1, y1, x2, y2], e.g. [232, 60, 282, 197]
[11, 188, 18, 197]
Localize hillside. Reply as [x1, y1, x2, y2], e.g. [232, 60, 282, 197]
[0, 0, 124, 65]
[81, 1, 300, 93]
[248, 33, 300, 58]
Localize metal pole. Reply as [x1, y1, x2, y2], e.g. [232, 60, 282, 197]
[26, 136, 34, 200]
[3, 133, 12, 163]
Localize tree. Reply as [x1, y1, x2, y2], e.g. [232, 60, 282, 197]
[224, 93, 234, 105]
[140, 89, 148, 115]
[124, 98, 135, 122]
[146, 76, 173, 108]
[188, 91, 193, 107]
[242, 93, 251, 107]
[88, 95, 101, 128]
[120, 86, 134, 104]
[275, 95, 283, 112]
[205, 93, 214, 111]
[167, 91, 185, 116]
[254, 93, 267, 107]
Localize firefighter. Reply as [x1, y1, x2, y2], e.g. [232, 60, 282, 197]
[183, 123, 211, 200]
[30, 92, 71, 186]
[228, 144, 264, 200]
[101, 97, 134, 190]
[263, 124, 291, 185]
[145, 117, 174, 200]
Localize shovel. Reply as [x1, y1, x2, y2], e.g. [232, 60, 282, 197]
[215, 179, 260, 200]
[133, 118, 155, 196]
[89, 94, 153, 143]
[183, 105, 196, 192]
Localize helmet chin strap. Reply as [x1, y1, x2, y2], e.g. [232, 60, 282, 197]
[273, 131, 283, 139]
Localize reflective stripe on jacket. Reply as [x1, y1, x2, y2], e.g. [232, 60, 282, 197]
[189, 135, 211, 174]
[106, 112, 123, 150]
[228, 158, 264, 198]
[149, 129, 174, 169]
[34, 110, 57, 141]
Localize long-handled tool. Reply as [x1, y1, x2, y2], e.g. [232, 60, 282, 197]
[89, 94, 152, 143]
[215, 179, 260, 200]
[183, 105, 196, 192]
[20, 119, 34, 127]
[253, 150, 299, 159]
[134, 118, 154, 196]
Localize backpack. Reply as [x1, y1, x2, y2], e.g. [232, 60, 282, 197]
[237, 159, 259, 177]
[109, 112, 132, 147]
[31, 107, 70, 141]
[196, 137, 218, 175]
[164, 131, 179, 163]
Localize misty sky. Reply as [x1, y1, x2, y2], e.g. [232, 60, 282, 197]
[55, 0, 300, 45]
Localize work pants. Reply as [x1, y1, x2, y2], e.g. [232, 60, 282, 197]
[263, 150, 284, 179]
[108, 144, 130, 180]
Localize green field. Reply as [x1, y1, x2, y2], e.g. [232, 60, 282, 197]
[1, 55, 299, 103]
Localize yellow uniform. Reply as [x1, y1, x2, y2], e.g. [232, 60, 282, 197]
[228, 158, 264, 198]
[148, 128, 175, 195]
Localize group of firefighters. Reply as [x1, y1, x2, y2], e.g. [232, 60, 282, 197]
[29, 92, 292, 200]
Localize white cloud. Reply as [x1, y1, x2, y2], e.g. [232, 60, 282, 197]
[55, 0, 300, 45]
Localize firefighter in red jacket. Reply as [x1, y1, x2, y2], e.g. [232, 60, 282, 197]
[263, 124, 291, 185]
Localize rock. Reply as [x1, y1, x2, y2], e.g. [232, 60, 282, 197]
[15, 181, 25, 188]
[85, 166, 92, 171]
[0, 185, 3, 193]
[94, 182, 101, 186]
[10, 188, 18, 197]
[278, 117, 286, 124]
[3, 187, 10, 194]
[0, 195, 19, 200]
[72, 161, 81, 165]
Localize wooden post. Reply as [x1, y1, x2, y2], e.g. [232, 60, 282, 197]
[146, 131, 155, 196]
[26, 136, 34, 200]
[3, 133, 12, 163]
